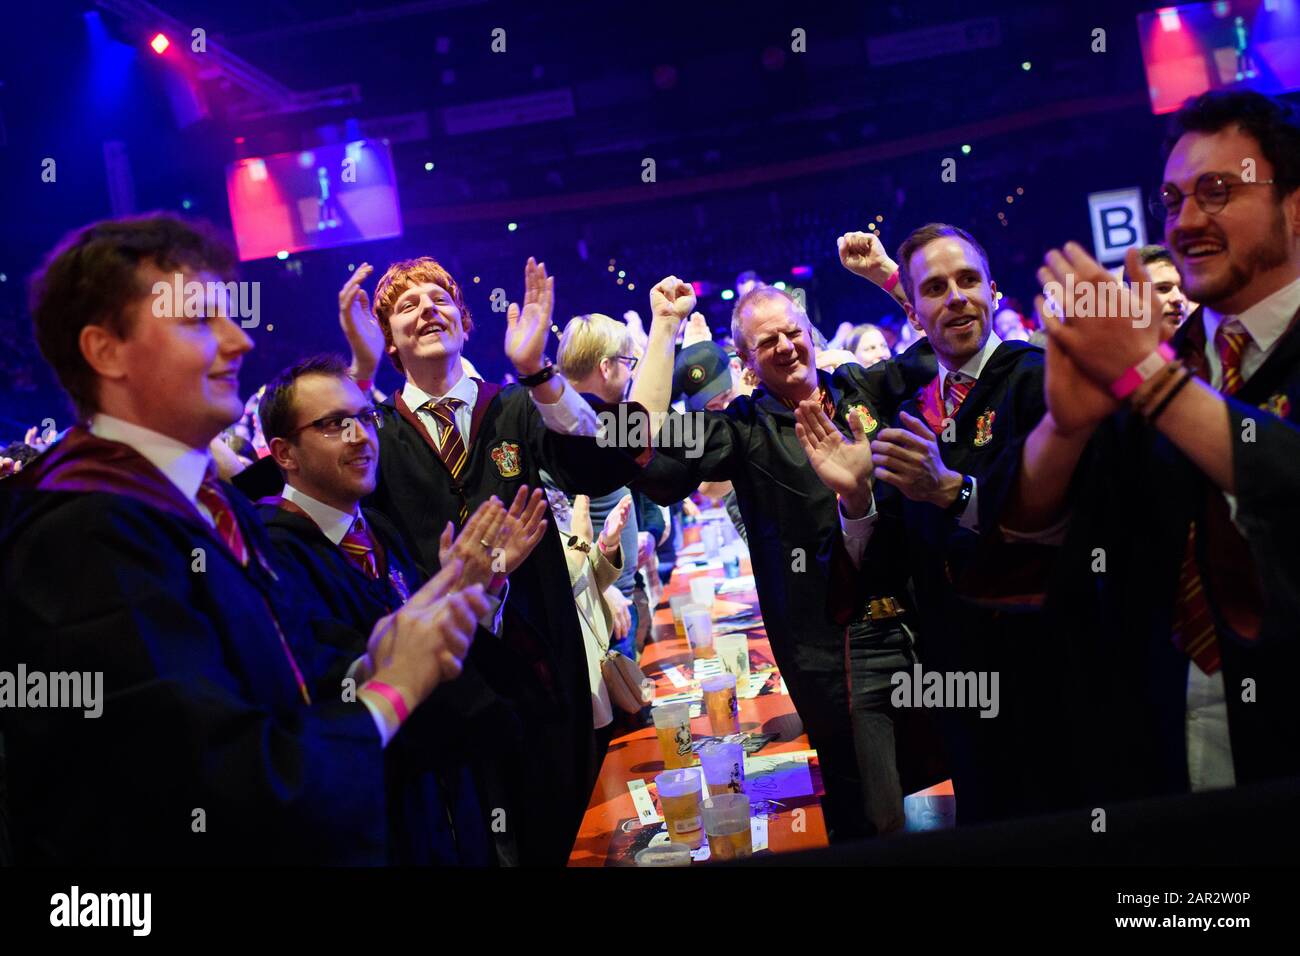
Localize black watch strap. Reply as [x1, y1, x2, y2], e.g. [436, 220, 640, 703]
[946, 473, 973, 518]
[518, 362, 557, 388]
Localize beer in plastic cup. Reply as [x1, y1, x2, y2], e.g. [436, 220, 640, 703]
[699, 740, 745, 797]
[715, 633, 750, 694]
[683, 603, 715, 659]
[655, 768, 705, 849]
[701, 673, 740, 735]
[652, 701, 694, 769]
[669, 595, 692, 642]
[701, 793, 752, 861]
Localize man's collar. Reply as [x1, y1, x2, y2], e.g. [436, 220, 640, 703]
[1203, 275, 1300, 355]
[281, 483, 358, 546]
[937, 330, 1003, 385]
[89, 414, 211, 504]
[401, 372, 478, 413]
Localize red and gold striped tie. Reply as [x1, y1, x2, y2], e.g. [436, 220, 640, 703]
[1169, 320, 1249, 675]
[1170, 524, 1220, 674]
[944, 373, 974, 417]
[1214, 320, 1249, 398]
[340, 515, 380, 580]
[426, 397, 469, 522]
[197, 474, 249, 566]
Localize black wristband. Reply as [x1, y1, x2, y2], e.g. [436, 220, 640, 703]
[517, 362, 557, 388]
[1147, 368, 1193, 425]
[945, 473, 974, 518]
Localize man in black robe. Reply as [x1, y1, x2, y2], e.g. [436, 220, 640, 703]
[798, 223, 1084, 825]
[347, 256, 649, 865]
[0, 215, 486, 864]
[1008, 90, 1300, 801]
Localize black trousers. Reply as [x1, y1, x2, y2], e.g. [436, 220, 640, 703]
[846, 615, 920, 837]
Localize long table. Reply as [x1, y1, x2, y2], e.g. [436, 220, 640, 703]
[567, 555, 830, 866]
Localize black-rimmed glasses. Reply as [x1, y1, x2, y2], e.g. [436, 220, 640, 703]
[285, 407, 383, 439]
[1149, 172, 1276, 220]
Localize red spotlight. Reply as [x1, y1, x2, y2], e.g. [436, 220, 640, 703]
[150, 33, 170, 54]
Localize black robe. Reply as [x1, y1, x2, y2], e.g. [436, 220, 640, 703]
[631, 346, 936, 836]
[259, 499, 492, 866]
[1042, 305, 1300, 801]
[876, 339, 1086, 823]
[365, 381, 646, 866]
[0, 428, 386, 865]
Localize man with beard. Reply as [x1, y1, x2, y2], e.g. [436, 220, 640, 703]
[1007, 90, 1300, 799]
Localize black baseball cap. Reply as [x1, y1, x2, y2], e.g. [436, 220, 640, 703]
[673, 342, 731, 411]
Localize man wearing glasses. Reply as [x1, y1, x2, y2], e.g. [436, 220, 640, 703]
[1000, 89, 1300, 802]
[254, 352, 552, 864]
[554, 312, 643, 659]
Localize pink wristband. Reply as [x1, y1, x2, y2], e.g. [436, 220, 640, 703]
[364, 680, 410, 723]
[882, 270, 901, 293]
[1110, 343, 1175, 400]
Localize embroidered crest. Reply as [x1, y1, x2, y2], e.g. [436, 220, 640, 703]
[973, 409, 996, 447]
[490, 441, 522, 479]
[1261, 393, 1292, 419]
[688, 365, 706, 383]
[847, 404, 878, 434]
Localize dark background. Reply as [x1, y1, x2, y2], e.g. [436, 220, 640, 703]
[0, 0, 1230, 434]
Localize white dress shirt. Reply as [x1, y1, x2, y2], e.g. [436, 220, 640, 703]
[87, 416, 398, 746]
[90, 414, 214, 522]
[400, 369, 599, 450]
[1184, 275, 1300, 793]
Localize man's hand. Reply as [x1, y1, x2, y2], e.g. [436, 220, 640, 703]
[794, 399, 875, 516]
[683, 312, 712, 347]
[504, 257, 555, 377]
[603, 585, 632, 642]
[1037, 242, 1162, 386]
[364, 559, 489, 708]
[649, 275, 696, 327]
[1036, 292, 1118, 437]
[498, 484, 550, 574]
[838, 231, 898, 286]
[339, 263, 384, 382]
[870, 410, 964, 508]
[24, 425, 52, 453]
[436, 497, 509, 591]
[599, 493, 633, 554]
[815, 349, 857, 372]
[0, 457, 21, 479]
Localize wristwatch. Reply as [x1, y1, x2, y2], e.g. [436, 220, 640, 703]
[945, 473, 974, 518]
[565, 534, 592, 554]
[517, 362, 558, 388]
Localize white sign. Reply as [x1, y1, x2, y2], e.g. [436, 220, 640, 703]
[1088, 188, 1148, 265]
